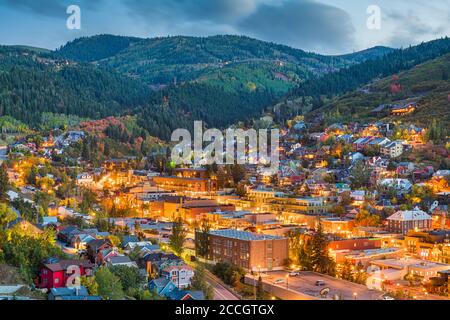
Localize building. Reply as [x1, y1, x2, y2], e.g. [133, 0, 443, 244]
[160, 265, 194, 289]
[153, 168, 217, 194]
[328, 237, 382, 251]
[198, 229, 288, 271]
[391, 103, 416, 116]
[179, 201, 235, 222]
[153, 176, 217, 193]
[371, 258, 450, 281]
[381, 141, 404, 158]
[379, 178, 413, 194]
[38, 259, 94, 289]
[293, 197, 328, 214]
[387, 208, 432, 235]
[321, 217, 355, 234]
[247, 187, 286, 204]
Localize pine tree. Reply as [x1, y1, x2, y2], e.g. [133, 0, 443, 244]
[310, 222, 336, 276]
[256, 276, 265, 300]
[169, 217, 187, 256]
[196, 218, 211, 258]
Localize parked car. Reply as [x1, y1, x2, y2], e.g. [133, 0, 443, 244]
[289, 272, 300, 277]
[274, 279, 286, 284]
[315, 280, 326, 286]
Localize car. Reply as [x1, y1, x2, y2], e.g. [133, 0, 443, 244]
[289, 272, 300, 277]
[274, 279, 286, 284]
[383, 296, 395, 300]
[315, 280, 326, 286]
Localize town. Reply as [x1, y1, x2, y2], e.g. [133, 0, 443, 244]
[0, 106, 448, 301]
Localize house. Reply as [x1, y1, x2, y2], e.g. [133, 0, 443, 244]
[42, 217, 58, 227]
[160, 265, 194, 289]
[379, 178, 413, 194]
[349, 152, 365, 163]
[38, 259, 94, 289]
[391, 103, 416, 116]
[381, 141, 404, 158]
[141, 252, 182, 276]
[86, 238, 113, 264]
[71, 233, 96, 250]
[48, 286, 101, 300]
[57, 226, 81, 244]
[121, 235, 139, 248]
[387, 207, 433, 235]
[353, 137, 374, 151]
[106, 255, 138, 268]
[149, 278, 204, 300]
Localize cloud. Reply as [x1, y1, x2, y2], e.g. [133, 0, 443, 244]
[122, 0, 355, 53]
[123, 0, 259, 23]
[238, 0, 355, 53]
[0, 0, 103, 18]
[385, 7, 450, 48]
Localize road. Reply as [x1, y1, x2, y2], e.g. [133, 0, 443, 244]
[204, 270, 240, 300]
[262, 271, 383, 300]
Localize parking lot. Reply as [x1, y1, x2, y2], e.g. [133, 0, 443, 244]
[258, 271, 384, 300]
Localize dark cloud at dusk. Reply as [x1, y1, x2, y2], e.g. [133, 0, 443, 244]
[0, 0, 449, 54]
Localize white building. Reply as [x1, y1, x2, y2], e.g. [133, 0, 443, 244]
[379, 178, 413, 194]
[381, 141, 404, 158]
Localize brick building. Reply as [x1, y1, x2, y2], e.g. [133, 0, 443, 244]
[197, 229, 288, 271]
[387, 208, 432, 235]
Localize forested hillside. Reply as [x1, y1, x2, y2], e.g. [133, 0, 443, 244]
[271, 37, 450, 124]
[310, 53, 450, 128]
[1, 35, 449, 141]
[0, 46, 150, 124]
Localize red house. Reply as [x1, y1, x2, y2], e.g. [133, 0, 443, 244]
[38, 259, 94, 289]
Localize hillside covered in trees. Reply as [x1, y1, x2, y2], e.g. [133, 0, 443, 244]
[0, 35, 450, 141]
[308, 52, 450, 131]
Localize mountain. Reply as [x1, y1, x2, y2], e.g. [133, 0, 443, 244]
[53, 35, 142, 62]
[0, 45, 150, 124]
[269, 37, 450, 124]
[310, 52, 450, 127]
[335, 46, 394, 63]
[54, 35, 373, 94]
[1, 35, 450, 141]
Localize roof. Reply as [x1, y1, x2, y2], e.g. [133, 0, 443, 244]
[108, 255, 134, 265]
[387, 208, 432, 222]
[44, 259, 93, 272]
[150, 277, 171, 289]
[209, 229, 284, 241]
[50, 286, 88, 297]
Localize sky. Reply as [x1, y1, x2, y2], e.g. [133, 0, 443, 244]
[0, 0, 449, 55]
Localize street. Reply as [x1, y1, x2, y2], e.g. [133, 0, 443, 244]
[204, 270, 240, 300]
